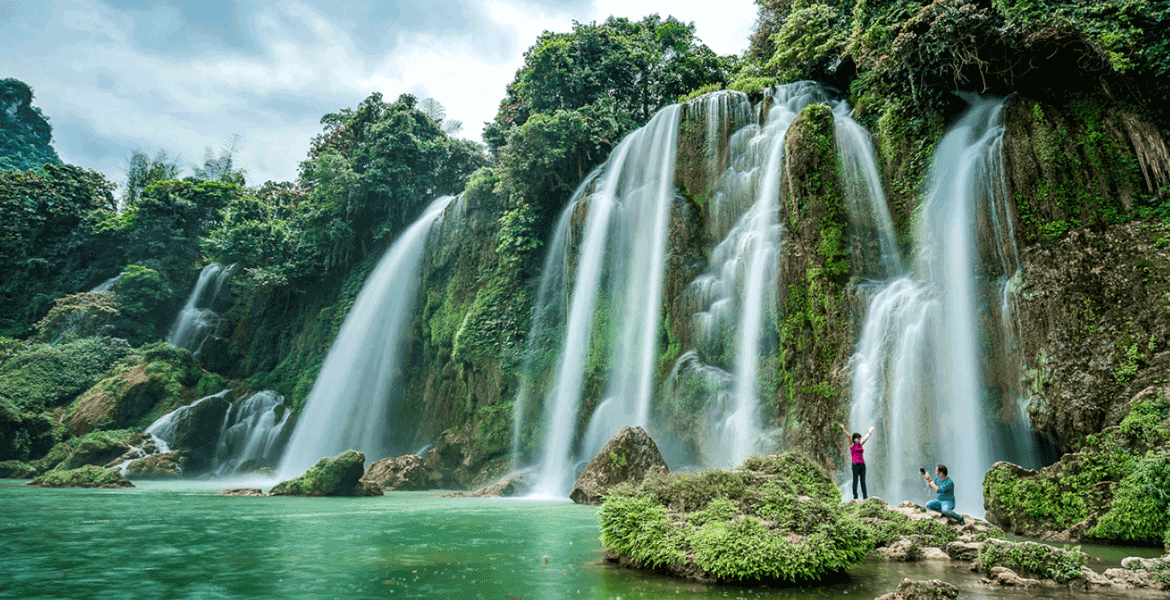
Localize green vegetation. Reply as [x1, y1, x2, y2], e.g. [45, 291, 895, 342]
[27, 464, 133, 488]
[843, 498, 966, 549]
[269, 450, 381, 496]
[977, 539, 1087, 583]
[0, 79, 61, 172]
[599, 454, 871, 583]
[985, 391, 1170, 544]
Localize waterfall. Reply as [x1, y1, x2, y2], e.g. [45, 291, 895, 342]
[145, 389, 231, 452]
[277, 195, 456, 479]
[214, 390, 291, 475]
[90, 274, 121, 292]
[847, 96, 1032, 513]
[167, 263, 234, 354]
[526, 106, 681, 496]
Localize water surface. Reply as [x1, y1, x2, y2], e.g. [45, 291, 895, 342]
[1, 481, 1160, 599]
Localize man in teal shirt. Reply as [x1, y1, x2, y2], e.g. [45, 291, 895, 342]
[920, 464, 964, 525]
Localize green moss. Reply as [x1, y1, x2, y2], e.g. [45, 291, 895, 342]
[599, 453, 870, 583]
[977, 540, 1087, 583]
[0, 337, 132, 412]
[28, 465, 133, 488]
[679, 83, 725, 103]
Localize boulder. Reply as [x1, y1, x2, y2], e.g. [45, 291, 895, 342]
[0, 460, 36, 479]
[66, 365, 169, 436]
[361, 455, 438, 491]
[270, 450, 383, 497]
[976, 538, 1087, 584]
[876, 537, 922, 561]
[220, 488, 266, 496]
[987, 566, 1041, 587]
[944, 541, 981, 561]
[570, 426, 668, 505]
[599, 453, 871, 584]
[59, 435, 133, 470]
[420, 430, 469, 489]
[444, 471, 533, 498]
[148, 394, 231, 473]
[31, 442, 72, 473]
[124, 452, 186, 479]
[27, 465, 133, 488]
[875, 578, 959, 600]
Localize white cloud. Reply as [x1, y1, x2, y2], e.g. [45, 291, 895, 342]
[2, 0, 757, 187]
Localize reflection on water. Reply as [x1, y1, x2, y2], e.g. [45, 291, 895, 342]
[0, 481, 1161, 600]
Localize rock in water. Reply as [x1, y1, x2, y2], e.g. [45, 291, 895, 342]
[444, 470, 533, 498]
[124, 452, 186, 479]
[875, 578, 959, 600]
[599, 453, 871, 584]
[570, 426, 668, 505]
[269, 450, 383, 497]
[26, 465, 133, 488]
[361, 455, 437, 491]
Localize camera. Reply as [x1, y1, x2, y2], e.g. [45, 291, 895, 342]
[919, 467, 926, 474]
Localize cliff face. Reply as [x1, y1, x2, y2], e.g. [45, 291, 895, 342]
[0, 79, 60, 171]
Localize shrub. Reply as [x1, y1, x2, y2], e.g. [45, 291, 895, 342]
[978, 539, 1086, 583]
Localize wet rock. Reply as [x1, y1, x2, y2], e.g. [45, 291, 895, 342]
[66, 365, 171, 436]
[31, 442, 71, 473]
[976, 538, 1087, 584]
[987, 566, 1041, 587]
[570, 426, 668, 505]
[421, 430, 469, 489]
[921, 548, 950, 561]
[27, 465, 133, 488]
[444, 471, 533, 498]
[59, 435, 133, 470]
[0, 460, 36, 479]
[270, 450, 383, 497]
[875, 578, 959, 600]
[877, 538, 922, 561]
[220, 488, 265, 496]
[944, 541, 981, 561]
[149, 394, 231, 473]
[362, 455, 438, 491]
[124, 452, 186, 479]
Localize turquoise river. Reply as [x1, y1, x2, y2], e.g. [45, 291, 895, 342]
[1, 480, 1162, 600]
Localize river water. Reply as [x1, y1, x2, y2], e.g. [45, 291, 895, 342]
[0, 480, 1160, 600]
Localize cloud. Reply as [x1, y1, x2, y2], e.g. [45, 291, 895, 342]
[0, 0, 755, 188]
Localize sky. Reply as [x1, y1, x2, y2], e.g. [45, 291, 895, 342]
[1, 0, 757, 188]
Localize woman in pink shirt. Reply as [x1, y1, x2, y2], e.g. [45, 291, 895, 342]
[839, 422, 875, 500]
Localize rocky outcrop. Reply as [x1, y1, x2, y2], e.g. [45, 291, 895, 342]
[58, 433, 135, 470]
[66, 365, 172, 436]
[975, 538, 1087, 584]
[123, 452, 185, 479]
[27, 465, 133, 488]
[1015, 222, 1170, 451]
[361, 455, 438, 491]
[444, 470, 533, 498]
[220, 488, 266, 496]
[270, 450, 383, 497]
[874, 578, 959, 600]
[0, 460, 36, 479]
[570, 426, 668, 505]
[600, 453, 871, 584]
[0, 78, 60, 171]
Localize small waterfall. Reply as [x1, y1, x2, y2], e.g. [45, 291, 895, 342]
[90, 274, 122, 292]
[145, 389, 231, 451]
[167, 263, 234, 354]
[214, 390, 291, 475]
[848, 96, 1032, 513]
[277, 195, 456, 479]
[529, 106, 681, 496]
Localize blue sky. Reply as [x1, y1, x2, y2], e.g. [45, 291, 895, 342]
[2, 0, 755, 188]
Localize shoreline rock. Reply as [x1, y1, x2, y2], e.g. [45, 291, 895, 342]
[570, 426, 668, 505]
[270, 450, 383, 497]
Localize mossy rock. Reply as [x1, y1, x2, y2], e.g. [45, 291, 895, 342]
[0, 460, 36, 479]
[598, 453, 871, 584]
[270, 450, 383, 497]
[977, 538, 1087, 584]
[57, 430, 137, 470]
[27, 465, 133, 488]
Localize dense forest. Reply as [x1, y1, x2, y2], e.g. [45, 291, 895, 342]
[2, 0, 1170, 551]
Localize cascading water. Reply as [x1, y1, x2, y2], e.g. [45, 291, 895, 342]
[145, 389, 231, 452]
[214, 390, 291, 475]
[847, 96, 1033, 513]
[167, 263, 234, 354]
[277, 195, 456, 479]
[526, 106, 681, 496]
[90, 274, 121, 292]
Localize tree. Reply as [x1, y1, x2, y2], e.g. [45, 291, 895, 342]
[193, 135, 247, 187]
[122, 149, 182, 209]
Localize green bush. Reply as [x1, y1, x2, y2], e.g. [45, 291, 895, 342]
[1088, 451, 1170, 544]
[599, 453, 870, 583]
[978, 540, 1086, 583]
[0, 336, 132, 412]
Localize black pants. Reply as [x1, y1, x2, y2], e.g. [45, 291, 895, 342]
[851, 462, 868, 499]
